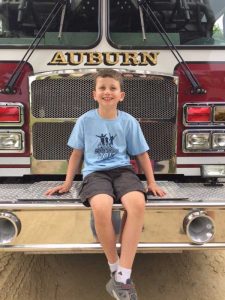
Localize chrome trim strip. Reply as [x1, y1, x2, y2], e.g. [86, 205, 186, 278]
[1, 202, 225, 210]
[138, 202, 225, 209]
[0, 157, 30, 164]
[176, 168, 201, 176]
[183, 103, 225, 127]
[0, 129, 25, 153]
[1, 242, 225, 252]
[182, 129, 225, 153]
[28, 69, 178, 83]
[0, 168, 30, 176]
[177, 157, 225, 164]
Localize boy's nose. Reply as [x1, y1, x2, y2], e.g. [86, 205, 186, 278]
[104, 89, 111, 94]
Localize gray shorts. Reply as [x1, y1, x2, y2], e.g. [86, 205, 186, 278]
[79, 166, 146, 207]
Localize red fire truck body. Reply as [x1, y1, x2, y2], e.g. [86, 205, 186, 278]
[0, 0, 225, 252]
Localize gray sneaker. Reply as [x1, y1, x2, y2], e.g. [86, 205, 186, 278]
[106, 276, 138, 300]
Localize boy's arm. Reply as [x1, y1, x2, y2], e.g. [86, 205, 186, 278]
[136, 152, 166, 197]
[45, 149, 84, 195]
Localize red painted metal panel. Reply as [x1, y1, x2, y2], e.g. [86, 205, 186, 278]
[174, 62, 225, 158]
[0, 62, 33, 157]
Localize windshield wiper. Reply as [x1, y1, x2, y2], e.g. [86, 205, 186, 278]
[1, 0, 68, 94]
[137, 0, 207, 95]
[139, 5, 146, 40]
[58, 1, 67, 39]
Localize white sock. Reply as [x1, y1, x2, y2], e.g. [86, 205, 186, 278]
[115, 266, 132, 284]
[108, 258, 119, 274]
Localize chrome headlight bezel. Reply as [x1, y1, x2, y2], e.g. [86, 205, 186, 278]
[183, 104, 211, 126]
[212, 133, 225, 150]
[0, 130, 25, 153]
[183, 103, 225, 127]
[183, 130, 225, 153]
[0, 103, 24, 127]
[183, 130, 211, 152]
[213, 105, 225, 124]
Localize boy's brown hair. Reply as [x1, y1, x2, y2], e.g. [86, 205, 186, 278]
[93, 69, 124, 91]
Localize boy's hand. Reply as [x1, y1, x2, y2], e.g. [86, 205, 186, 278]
[45, 183, 71, 196]
[147, 182, 166, 197]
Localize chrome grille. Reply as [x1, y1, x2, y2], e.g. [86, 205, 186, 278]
[140, 121, 176, 161]
[32, 121, 175, 161]
[32, 122, 73, 160]
[31, 78, 97, 118]
[120, 77, 176, 119]
[31, 70, 177, 162]
[31, 73, 177, 119]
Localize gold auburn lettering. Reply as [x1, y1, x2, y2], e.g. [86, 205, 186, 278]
[48, 51, 159, 66]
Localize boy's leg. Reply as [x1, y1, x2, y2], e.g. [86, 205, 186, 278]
[89, 194, 118, 264]
[117, 191, 145, 283]
[106, 191, 144, 299]
[120, 191, 145, 268]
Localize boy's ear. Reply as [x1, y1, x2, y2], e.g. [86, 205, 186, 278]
[119, 91, 125, 102]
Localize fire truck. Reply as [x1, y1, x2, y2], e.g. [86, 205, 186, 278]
[0, 0, 225, 253]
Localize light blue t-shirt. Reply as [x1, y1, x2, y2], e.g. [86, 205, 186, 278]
[68, 109, 149, 178]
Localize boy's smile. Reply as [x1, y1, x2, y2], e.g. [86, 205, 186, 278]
[93, 77, 125, 110]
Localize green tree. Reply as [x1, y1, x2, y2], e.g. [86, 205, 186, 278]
[213, 24, 223, 39]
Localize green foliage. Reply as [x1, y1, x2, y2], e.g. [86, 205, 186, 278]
[213, 24, 224, 39]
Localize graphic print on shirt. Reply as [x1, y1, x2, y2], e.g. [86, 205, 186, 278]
[95, 133, 118, 160]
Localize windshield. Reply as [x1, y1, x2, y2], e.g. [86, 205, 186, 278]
[0, 0, 99, 48]
[108, 0, 225, 48]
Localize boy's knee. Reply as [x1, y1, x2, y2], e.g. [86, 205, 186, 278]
[92, 205, 108, 217]
[124, 194, 146, 217]
[133, 199, 145, 215]
[90, 194, 113, 223]
[92, 208, 112, 226]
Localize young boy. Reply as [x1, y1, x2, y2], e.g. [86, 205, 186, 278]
[45, 69, 165, 299]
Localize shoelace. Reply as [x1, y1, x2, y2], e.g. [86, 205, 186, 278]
[117, 281, 137, 297]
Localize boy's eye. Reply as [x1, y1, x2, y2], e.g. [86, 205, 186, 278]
[97, 86, 118, 91]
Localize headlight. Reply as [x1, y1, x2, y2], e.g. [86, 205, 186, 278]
[183, 130, 225, 152]
[0, 130, 25, 153]
[212, 133, 225, 150]
[185, 132, 210, 150]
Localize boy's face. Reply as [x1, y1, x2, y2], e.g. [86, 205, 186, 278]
[93, 76, 125, 109]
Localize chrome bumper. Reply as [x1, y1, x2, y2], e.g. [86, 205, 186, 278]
[0, 181, 225, 253]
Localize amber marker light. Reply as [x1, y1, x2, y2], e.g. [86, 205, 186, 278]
[213, 105, 225, 123]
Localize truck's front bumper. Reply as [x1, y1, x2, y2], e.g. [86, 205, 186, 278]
[0, 181, 225, 253]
